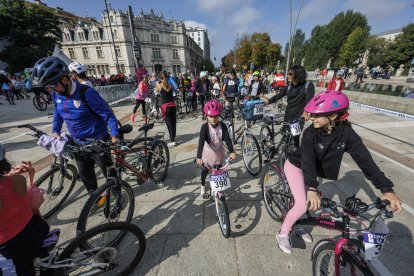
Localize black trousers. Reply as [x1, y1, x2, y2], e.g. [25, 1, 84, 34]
[165, 106, 177, 142]
[133, 99, 146, 115]
[73, 143, 115, 193]
[200, 166, 209, 187]
[0, 214, 50, 276]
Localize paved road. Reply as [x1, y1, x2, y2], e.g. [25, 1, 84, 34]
[1, 97, 414, 275]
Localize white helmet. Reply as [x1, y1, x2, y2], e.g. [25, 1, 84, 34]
[200, 71, 208, 78]
[68, 62, 87, 74]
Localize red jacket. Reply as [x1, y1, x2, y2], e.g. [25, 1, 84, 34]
[326, 78, 345, 91]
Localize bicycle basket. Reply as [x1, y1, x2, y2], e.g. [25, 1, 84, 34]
[242, 100, 265, 121]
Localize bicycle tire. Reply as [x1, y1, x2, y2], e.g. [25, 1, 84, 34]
[241, 133, 262, 176]
[175, 97, 183, 114]
[260, 164, 290, 221]
[216, 198, 231, 238]
[76, 180, 135, 234]
[259, 125, 273, 161]
[35, 164, 77, 219]
[59, 222, 146, 276]
[312, 242, 374, 276]
[147, 139, 170, 182]
[33, 96, 47, 111]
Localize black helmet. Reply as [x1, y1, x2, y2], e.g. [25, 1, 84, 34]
[228, 68, 236, 75]
[32, 57, 69, 87]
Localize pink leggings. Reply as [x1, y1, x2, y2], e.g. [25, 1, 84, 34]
[280, 160, 308, 235]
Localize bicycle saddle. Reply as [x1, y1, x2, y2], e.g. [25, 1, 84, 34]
[119, 124, 133, 135]
[138, 123, 154, 132]
[40, 229, 61, 255]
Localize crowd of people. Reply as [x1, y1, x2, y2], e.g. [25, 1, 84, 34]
[0, 56, 404, 275]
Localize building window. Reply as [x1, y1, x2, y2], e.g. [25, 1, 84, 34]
[115, 45, 122, 57]
[172, 65, 181, 74]
[151, 34, 160, 42]
[172, 36, 177, 44]
[198, 37, 201, 41]
[152, 48, 161, 58]
[68, 48, 76, 59]
[78, 32, 85, 41]
[93, 31, 99, 40]
[64, 33, 71, 42]
[120, 64, 125, 73]
[110, 16, 114, 23]
[105, 65, 109, 74]
[82, 47, 89, 59]
[198, 42, 200, 46]
[96, 46, 104, 58]
[113, 29, 118, 39]
[173, 49, 179, 59]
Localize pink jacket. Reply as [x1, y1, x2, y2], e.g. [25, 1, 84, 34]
[135, 81, 149, 100]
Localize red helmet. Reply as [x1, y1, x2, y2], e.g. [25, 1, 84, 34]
[203, 100, 222, 117]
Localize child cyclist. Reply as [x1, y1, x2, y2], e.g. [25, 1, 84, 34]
[196, 100, 237, 196]
[276, 90, 402, 254]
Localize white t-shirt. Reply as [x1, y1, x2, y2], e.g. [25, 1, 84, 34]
[335, 80, 341, 91]
[251, 82, 259, 96]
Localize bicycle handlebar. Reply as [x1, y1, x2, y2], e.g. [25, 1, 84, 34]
[17, 124, 45, 138]
[321, 197, 392, 218]
[194, 157, 232, 171]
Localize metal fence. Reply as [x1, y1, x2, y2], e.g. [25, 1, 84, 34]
[95, 84, 135, 105]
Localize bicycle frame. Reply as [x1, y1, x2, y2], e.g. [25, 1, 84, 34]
[114, 143, 151, 182]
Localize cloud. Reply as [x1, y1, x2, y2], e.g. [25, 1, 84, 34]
[299, 0, 341, 20]
[193, 0, 255, 13]
[343, 0, 410, 23]
[228, 5, 261, 30]
[184, 20, 208, 30]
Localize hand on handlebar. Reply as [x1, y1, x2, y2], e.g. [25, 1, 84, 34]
[307, 190, 321, 211]
[260, 97, 269, 105]
[381, 192, 402, 214]
[228, 152, 237, 161]
[196, 158, 203, 167]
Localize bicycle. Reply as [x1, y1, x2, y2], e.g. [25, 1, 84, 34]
[261, 163, 394, 275]
[32, 88, 52, 111]
[76, 123, 169, 234]
[16, 124, 78, 219]
[196, 158, 232, 238]
[259, 112, 302, 168]
[146, 93, 164, 123]
[173, 90, 183, 115]
[3, 221, 146, 276]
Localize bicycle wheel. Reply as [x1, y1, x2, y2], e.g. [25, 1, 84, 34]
[259, 125, 273, 161]
[260, 164, 291, 221]
[35, 164, 77, 219]
[77, 180, 135, 234]
[241, 133, 262, 176]
[313, 242, 373, 276]
[175, 97, 183, 114]
[216, 197, 231, 238]
[33, 96, 47, 111]
[148, 140, 170, 182]
[59, 222, 146, 276]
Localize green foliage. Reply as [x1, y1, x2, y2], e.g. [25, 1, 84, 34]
[385, 23, 414, 69]
[365, 35, 391, 67]
[198, 59, 215, 72]
[338, 27, 369, 66]
[0, 0, 61, 73]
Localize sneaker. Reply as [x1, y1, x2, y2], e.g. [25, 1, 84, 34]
[131, 113, 135, 122]
[276, 232, 292, 254]
[167, 142, 176, 147]
[200, 185, 205, 196]
[295, 225, 313, 243]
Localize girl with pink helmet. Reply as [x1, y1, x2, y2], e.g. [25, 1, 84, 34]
[275, 90, 402, 254]
[195, 100, 237, 196]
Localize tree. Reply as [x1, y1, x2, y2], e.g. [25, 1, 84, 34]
[365, 35, 390, 68]
[338, 27, 369, 66]
[198, 59, 215, 72]
[386, 23, 414, 69]
[0, 0, 61, 73]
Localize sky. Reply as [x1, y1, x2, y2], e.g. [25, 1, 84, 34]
[39, 0, 414, 66]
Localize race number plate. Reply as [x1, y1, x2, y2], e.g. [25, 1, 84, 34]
[289, 122, 301, 136]
[209, 172, 231, 192]
[145, 97, 152, 103]
[363, 217, 389, 261]
[253, 104, 264, 115]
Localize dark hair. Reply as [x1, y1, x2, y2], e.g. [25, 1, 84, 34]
[289, 65, 307, 84]
[77, 72, 87, 79]
[0, 158, 12, 176]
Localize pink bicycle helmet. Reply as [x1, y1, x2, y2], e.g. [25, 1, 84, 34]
[203, 100, 222, 117]
[304, 90, 349, 115]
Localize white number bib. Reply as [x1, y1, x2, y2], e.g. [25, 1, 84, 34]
[145, 97, 152, 103]
[209, 172, 231, 192]
[253, 104, 264, 115]
[363, 217, 389, 261]
[289, 122, 301, 136]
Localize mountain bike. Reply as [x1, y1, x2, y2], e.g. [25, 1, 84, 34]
[16, 124, 78, 219]
[146, 94, 164, 123]
[1, 221, 146, 276]
[76, 123, 169, 234]
[185, 89, 195, 114]
[32, 90, 52, 111]
[196, 158, 233, 238]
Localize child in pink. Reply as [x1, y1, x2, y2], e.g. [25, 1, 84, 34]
[131, 74, 150, 122]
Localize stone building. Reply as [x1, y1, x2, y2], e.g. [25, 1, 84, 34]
[60, 7, 205, 77]
[186, 27, 211, 60]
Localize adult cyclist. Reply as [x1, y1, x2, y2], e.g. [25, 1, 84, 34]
[222, 68, 240, 107]
[32, 56, 119, 194]
[261, 65, 315, 147]
[68, 61, 93, 88]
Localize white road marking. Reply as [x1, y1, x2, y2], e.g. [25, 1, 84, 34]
[402, 203, 414, 216]
[370, 259, 393, 276]
[368, 149, 414, 174]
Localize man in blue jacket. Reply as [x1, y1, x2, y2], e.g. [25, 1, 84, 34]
[32, 57, 119, 193]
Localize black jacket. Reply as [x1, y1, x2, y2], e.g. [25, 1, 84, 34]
[288, 124, 394, 193]
[268, 82, 315, 122]
[249, 80, 264, 96]
[197, 122, 234, 159]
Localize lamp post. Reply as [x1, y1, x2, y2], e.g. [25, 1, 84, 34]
[234, 33, 239, 69]
[104, 0, 120, 74]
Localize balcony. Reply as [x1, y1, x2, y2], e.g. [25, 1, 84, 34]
[151, 55, 164, 61]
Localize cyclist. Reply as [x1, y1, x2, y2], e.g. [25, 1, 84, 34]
[131, 74, 149, 123]
[196, 100, 237, 196]
[196, 71, 210, 118]
[157, 71, 177, 147]
[261, 65, 315, 147]
[275, 90, 403, 254]
[326, 69, 345, 91]
[0, 144, 50, 275]
[222, 68, 240, 106]
[249, 71, 265, 99]
[32, 56, 119, 194]
[68, 61, 93, 88]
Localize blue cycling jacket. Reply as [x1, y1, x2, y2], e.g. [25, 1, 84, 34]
[52, 81, 119, 144]
[168, 77, 178, 91]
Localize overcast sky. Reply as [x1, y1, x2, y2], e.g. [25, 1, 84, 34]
[39, 0, 414, 66]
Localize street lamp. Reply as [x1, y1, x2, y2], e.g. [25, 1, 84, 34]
[104, 0, 120, 74]
[234, 33, 239, 69]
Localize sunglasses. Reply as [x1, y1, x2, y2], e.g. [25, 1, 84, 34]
[288, 72, 293, 76]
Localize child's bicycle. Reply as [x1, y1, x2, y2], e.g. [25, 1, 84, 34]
[261, 163, 394, 275]
[195, 158, 233, 238]
[0, 222, 146, 276]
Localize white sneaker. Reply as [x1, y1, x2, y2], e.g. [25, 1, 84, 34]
[200, 185, 205, 196]
[167, 142, 176, 147]
[295, 225, 313, 243]
[276, 232, 292, 254]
